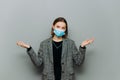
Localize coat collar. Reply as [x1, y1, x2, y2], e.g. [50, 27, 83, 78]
[47, 37, 67, 64]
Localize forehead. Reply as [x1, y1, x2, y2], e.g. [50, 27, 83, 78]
[55, 22, 66, 27]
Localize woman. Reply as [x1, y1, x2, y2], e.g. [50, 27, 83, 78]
[16, 17, 94, 80]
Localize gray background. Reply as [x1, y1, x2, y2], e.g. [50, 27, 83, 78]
[0, 0, 120, 80]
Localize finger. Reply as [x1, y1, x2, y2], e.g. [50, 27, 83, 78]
[89, 38, 94, 41]
[91, 37, 94, 41]
[89, 40, 94, 44]
[86, 40, 89, 42]
[16, 41, 21, 46]
[16, 42, 19, 45]
[86, 40, 92, 44]
[19, 41, 24, 46]
[91, 38, 94, 42]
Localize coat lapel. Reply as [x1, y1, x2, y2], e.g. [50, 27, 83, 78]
[48, 37, 67, 64]
[48, 37, 53, 63]
[61, 38, 67, 60]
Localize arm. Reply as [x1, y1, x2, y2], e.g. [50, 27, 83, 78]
[72, 41, 86, 66]
[26, 43, 43, 68]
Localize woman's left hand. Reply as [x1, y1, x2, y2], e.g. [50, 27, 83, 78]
[81, 38, 94, 47]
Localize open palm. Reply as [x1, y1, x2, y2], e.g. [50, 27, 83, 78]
[81, 38, 94, 47]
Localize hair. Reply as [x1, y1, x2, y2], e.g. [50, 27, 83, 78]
[51, 17, 68, 38]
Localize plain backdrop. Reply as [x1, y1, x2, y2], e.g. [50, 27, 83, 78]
[0, 0, 120, 80]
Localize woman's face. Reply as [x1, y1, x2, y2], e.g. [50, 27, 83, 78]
[53, 22, 66, 31]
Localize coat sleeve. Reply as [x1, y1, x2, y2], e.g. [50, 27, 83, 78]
[72, 41, 86, 66]
[26, 42, 43, 67]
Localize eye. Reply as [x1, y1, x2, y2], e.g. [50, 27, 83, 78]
[62, 27, 65, 30]
[56, 26, 60, 28]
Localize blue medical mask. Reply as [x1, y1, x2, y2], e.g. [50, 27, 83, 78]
[53, 28, 65, 37]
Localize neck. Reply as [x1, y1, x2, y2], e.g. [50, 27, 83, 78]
[52, 35, 63, 42]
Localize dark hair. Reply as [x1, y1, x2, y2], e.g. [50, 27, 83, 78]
[51, 17, 68, 38]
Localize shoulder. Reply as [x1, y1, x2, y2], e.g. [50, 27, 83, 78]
[40, 37, 51, 44]
[65, 38, 75, 44]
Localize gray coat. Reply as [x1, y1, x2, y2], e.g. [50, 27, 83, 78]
[27, 37, 86, 80]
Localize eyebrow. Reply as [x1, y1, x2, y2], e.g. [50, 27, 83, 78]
[57, 25, 66, 28]
[57, 25, 60, 27]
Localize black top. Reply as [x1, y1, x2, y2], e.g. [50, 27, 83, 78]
[52, 40, 63, 80]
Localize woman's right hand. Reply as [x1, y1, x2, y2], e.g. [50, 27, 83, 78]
[16, 41, 30, 48]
